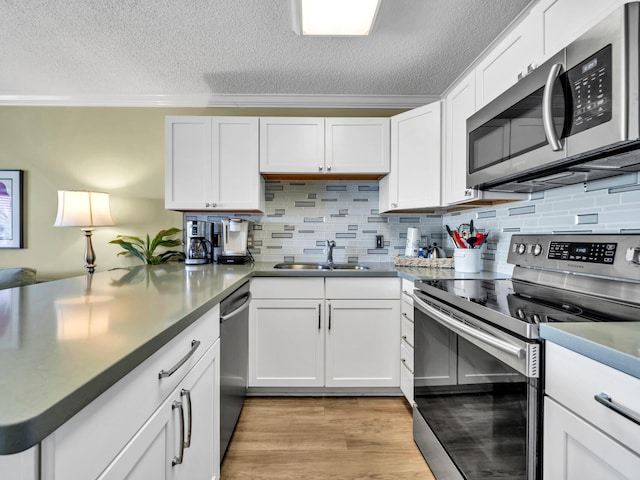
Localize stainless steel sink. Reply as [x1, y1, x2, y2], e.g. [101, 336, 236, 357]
[330, 264, 371, 270]
[273, 263, 370, 270]
[273, 263, 331, 270]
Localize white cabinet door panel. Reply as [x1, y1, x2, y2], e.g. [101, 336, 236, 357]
[249, 299, 324, 387]
[544, 397, 640, 480]
[259, 118, 324, 173]
[325, 118, 390, 174]
[325, 300, 399, 388]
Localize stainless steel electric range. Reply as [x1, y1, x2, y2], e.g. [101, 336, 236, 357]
[412, 234, 640, 480]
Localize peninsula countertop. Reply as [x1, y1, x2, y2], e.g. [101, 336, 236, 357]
[0, 261, 507, 455]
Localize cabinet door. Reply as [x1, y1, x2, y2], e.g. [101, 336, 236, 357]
[475, 12, 541, 109]
[539, 0, 624, 61]
[543, 397, 640, 480]
[443, 71, 479, 205]
[249, 299, 324, 387]
[212, 117, 264, 212]
[165, 116, 212, 210]
[259, 117, 324, 173]
[98, 342, 218, 480]
[325, 118, 390, 174]
[381, 102, 442, 212]
[325, 300, 400, 388]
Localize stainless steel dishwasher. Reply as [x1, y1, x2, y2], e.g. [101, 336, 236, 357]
[219, 281, 251, 459]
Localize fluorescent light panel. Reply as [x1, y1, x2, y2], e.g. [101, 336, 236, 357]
[299, 0, 380, 36]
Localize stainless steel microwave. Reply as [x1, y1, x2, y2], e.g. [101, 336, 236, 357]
[467, 2, 640, 193]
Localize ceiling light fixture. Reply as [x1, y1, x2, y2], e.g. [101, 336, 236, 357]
[292, 0, 381, 36]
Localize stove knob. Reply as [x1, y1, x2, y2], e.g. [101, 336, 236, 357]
[516, 243, 527, 255]
[532, 244, 543, 256]
[516, 308, 526, 320]
[532, 314, 541, 324]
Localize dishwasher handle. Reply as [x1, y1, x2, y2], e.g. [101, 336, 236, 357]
[220, 292, 252, 323]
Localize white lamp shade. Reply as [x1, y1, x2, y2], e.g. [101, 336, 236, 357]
[54, 190, 115, 227]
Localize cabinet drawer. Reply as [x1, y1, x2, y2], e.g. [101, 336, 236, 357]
[401, 342, 414, 374]
[545, 342, 640, 454]
[251, 277, 324, 299]
[401, 314, 414, 348]
[325, 277, 400, 299]
[41, 306, 219, 480]
[400, 360, 414, 405]
[401, 278, 414, 297]
[401, 298, 414, 322]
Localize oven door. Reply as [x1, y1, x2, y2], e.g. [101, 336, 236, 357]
[413, 291, 541, 480]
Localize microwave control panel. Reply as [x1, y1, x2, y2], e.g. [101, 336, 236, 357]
[566, 44, 612, 135]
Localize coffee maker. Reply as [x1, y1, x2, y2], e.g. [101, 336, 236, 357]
[218, 218, 252, 264]
[185, 220, 213, 265]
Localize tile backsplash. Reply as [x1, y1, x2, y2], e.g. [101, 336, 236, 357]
[186, 180, 442, 265]
[186, 172, 640, 272]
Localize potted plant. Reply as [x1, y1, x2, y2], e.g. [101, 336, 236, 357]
[110, 228, 184, 265]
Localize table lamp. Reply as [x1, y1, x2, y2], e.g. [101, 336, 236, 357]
[54, 190, 115, 274]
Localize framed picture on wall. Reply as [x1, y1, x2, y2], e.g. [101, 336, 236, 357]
[0, 170, 24, 249]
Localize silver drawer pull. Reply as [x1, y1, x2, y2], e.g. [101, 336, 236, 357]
[594, 393, 640, 426]
[401, 335, 414, 349]
[401, 358, 414, 374]
[402, 312, 414, 323]
[181, 389, 193, 448]
[159, 340, 201, 379]
[171, 400, 185, 466]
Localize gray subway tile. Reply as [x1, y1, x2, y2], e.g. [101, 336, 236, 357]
[336, 233, 357, 238]
[477, 210, 497, 219]
[326, 185, 347, 191]
[295, 201, 316, 207]
[272, 233, 293, 238]
[509, 205, 536, 216]
[304, 217, 325, 223]
[575, 213, 599, 225]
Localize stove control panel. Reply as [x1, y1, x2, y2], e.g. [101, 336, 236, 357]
[508, 234, 640, 279]
[548, 241, 617, 264]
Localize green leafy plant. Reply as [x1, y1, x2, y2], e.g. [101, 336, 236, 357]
[110, 228, 184, 265]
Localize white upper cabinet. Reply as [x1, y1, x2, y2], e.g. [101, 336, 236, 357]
[165, 116, 212, 211]
[325, 118, 390, 174]
[475, 11, 542, 109]
[380, 101, 442, 212]
[259, 117, 325, 173]
[212, 117, 264, 212]
[443, 71, 478, 205]
[539, 0, 625, 61]
[165, 116, 264, 212]
[259, 117, 390, 175]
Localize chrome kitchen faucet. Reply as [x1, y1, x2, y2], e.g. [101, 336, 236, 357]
[326, 240, 336, 265]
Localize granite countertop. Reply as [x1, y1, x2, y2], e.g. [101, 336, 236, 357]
[0, 261, 507, 455]
[540, 323, 640, 379]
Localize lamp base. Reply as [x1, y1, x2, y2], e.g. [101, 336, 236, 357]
[82, 228, 96, 274]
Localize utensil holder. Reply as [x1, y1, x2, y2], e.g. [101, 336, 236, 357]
[454, 248, 482, 273]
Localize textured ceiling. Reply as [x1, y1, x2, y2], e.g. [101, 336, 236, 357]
[0, 0, 533, 105]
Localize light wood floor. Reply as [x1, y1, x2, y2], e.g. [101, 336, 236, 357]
[220, 396, 435, 479]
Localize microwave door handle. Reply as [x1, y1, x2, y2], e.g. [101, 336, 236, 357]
[542, 63, 564, 151]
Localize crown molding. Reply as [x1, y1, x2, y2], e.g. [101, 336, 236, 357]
[0, 93, 438, 109]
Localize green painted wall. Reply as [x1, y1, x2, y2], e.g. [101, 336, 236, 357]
[0, 106, 405, 280]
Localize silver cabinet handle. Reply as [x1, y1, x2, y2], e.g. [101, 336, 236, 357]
[391, 203, 398, 208]
[401, 312, 414, 323]
[413, 294, 525, 359]
[328, 303, 332, 330]
[327, 165, 332, 171]
[171, 400, 185, 466]
[401, 335, 414, 349]
[401, 358, 414, 374]
[159, 340, 201, 379]
[594, 393, 640, 426]
[181, 389, 193, 448]
[318, 165, 323, 171]
[542, 63, 564, 151]
[318, 303, 321, 330]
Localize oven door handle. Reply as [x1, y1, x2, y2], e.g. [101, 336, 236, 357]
[413, 294, 526, 360]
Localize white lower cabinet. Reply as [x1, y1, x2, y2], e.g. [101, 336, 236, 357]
[544, 342, 640, 479]
[399, 278, 415, 404]
[98, 341, 219, 480]
[39, 305, 221, 480]
[249, 277, 400, 390]
[325, 299, 400, 387]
